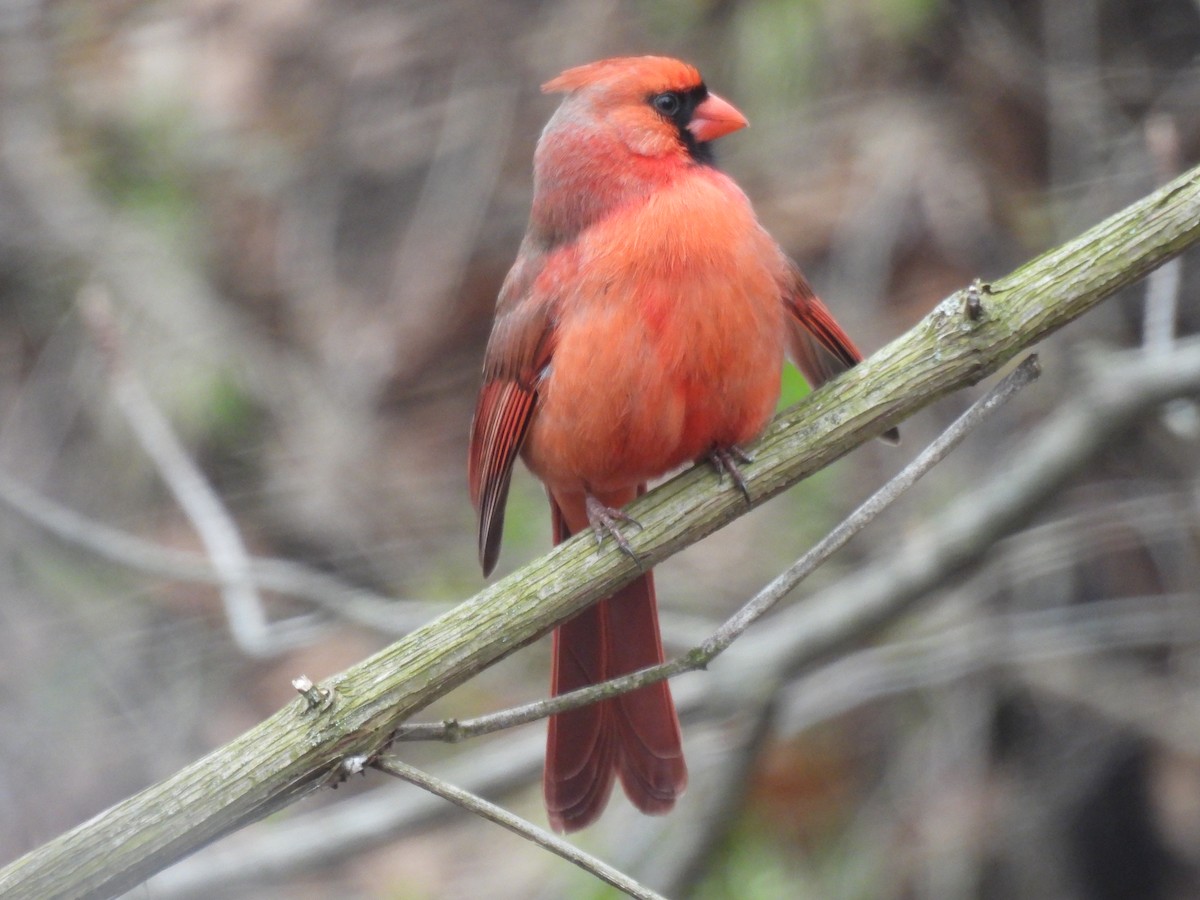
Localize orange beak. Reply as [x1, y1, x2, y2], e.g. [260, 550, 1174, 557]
[687, 92, 748, 143]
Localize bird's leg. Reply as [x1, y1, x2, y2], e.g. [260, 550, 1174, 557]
[708, 445, 755, 503]
[585, 494, 643, 565]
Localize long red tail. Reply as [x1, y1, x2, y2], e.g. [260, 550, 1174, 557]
[544, 491, 687, 833]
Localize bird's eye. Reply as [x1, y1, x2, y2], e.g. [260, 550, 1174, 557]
[651, 92, 682, 117]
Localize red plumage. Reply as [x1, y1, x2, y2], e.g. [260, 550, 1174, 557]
[468, 56, 889, 832]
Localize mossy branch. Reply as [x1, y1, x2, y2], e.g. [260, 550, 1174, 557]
[2, 163, 1198, 900]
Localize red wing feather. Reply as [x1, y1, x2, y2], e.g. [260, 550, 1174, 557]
[782, 263, 899, 443]
[469, 380, 537, 576]
[782, 265, 864, 385]
[467, 245, 559, 575]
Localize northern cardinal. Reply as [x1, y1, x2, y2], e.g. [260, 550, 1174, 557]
[469, 56, 892, 833]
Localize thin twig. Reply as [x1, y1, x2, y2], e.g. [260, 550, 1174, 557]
[144, 732, 544, 898]
[394, 355, 1041, 742]
[373, 757, 667, 900]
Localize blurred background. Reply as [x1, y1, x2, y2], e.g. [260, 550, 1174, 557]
[1, 0, 1199, 897]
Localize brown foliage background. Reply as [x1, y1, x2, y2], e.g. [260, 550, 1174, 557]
[1, 1, 1199, 897]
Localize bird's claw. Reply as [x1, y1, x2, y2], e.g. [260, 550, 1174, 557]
[708, 445, 754, 502]
[585, 495, 643, 566]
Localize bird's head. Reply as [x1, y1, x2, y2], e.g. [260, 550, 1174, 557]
[541, 56, 748, 165]
[527, 56, 748, 244]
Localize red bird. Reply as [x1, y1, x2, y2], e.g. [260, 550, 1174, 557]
[469, 56, 890, 832]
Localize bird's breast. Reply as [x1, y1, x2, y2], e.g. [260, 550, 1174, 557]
[523, 173, 787, 494]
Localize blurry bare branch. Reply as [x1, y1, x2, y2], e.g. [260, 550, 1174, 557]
[386, 72, 518, 383]
[1022, 652, 1200, 756]
[0, 0, 327, 418]
[78, 283, 318, 656]
[1142, 115, 1184, 355]
[1, 158, 1198, 898]
[1042, 0, 1109, 232]
[374, 756, 667, 900]
[1140, 114, 1198, 442]
[779, 593, 1200, 740]
[1002, 490, 1180, 578]
[0, 469, 442, 634]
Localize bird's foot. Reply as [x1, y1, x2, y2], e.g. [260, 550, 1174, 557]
[585, 494, 643, 565]
[708, 445, 755, 502]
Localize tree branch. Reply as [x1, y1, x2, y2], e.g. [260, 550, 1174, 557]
[373, 757, 667, 900]
[1, 163, 1198, 899]
[138, 340, 1200, 899]
[393, 355, 1040, 743]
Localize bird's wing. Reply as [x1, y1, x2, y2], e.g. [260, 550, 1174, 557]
[468, 246, 559, 575]
[781, 261, 899, 442]
[781, 261, 864, 385]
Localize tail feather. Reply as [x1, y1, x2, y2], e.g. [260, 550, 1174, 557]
[545, 599, 618, 828]
[607, 577, 687, 811]
[544, 491, 687, 832]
